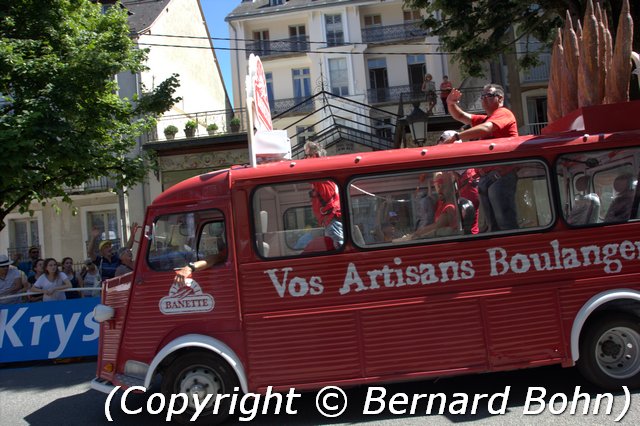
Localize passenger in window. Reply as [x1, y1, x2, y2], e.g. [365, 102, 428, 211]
[414, 173, 437, 229]
[567, 176, 601, 225]
[304, 141, 343, 249]
[454, 168, 480, 234]
[604, 173, 637, 223]
[396, 172, 459, 240]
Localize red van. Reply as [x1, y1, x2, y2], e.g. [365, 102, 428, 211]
[92, 100, 640, 424]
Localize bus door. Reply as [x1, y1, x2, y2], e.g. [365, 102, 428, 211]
[119, 207, 241, 362]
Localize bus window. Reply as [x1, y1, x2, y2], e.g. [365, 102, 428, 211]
[147, 210, 225, 271]
[198, 221, 226, 260]
[557, 148, 640, 226]
[253, 180, 344, 258]
[348, 160, 552, 248]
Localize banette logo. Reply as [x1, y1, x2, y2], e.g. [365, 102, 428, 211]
[159, 279, 214, 315]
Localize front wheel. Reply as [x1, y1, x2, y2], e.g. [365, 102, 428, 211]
[577, 313, 640, 389]
[161, 351, 240, 425]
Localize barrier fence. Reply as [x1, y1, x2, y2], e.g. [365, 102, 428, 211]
[0, 289, 102, 364]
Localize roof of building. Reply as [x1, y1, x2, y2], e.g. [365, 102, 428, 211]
[226, 0, 375, 22]
[122, 0, 171, 34]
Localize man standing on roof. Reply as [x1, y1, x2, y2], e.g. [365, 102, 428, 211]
[441, 84, 518, 143]
[441, 84, 520, 232]
[304, 141, 343, 249]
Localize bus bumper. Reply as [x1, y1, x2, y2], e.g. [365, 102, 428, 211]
[91, 377, 117, 394]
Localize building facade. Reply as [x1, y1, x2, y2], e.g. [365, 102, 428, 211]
[226, 0, 487, 154]
[2, 0, 240, 263]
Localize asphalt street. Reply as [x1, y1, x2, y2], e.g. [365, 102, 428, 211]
[1, 360, 639, 425]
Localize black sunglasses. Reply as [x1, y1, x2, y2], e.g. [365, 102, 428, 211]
[480, 93, 500, 99]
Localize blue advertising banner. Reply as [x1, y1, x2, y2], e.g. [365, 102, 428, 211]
[0, 297, 100, 363]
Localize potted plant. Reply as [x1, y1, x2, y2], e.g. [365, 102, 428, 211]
[164, 125, 178, 140]
[184, 120, 197, 138]
[206, 123, 219, 136]
[229, 117, 241, 133]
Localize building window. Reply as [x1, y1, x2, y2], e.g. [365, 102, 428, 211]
[403, 10, 422, 22]
[407, 54, 426, 91]
[368, 58, 389, 102]
[364, 15, 382, 27]
[325, 14, 344, 47]
[87, 209, 120, 249]
[328, 58, 349, 96]
[265, 72, 275, 111]
[289, 25, 307, 52]
[270, 0, 284, 6]
[8, 218, 40, 258]
[252, 30, 269, 56]
[525, 96, 548, 135]
[292, 68, 311, 101]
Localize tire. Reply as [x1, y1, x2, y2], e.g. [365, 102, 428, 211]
[577, 312, 640, 389]
[161, 351, 240, 425]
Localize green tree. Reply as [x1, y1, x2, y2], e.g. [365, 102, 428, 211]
[0, 0, 181, 230]
[406, 0, 639, 77]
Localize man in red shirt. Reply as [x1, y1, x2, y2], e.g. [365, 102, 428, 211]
[439, 75, 453, 114]
[305, 141, 343, 249]
[442, 84, 520, 232]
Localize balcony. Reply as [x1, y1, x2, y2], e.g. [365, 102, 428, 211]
[271, 97, 315, 117]
[361, 22, 428, 44]
[523, 122, 548, 135]
[64, 176, 116, 194]
[368, 85, 486, 115]
[522, 53, 550, 83]
[149, 109, 248, 142]
[245, 36, 309, 59]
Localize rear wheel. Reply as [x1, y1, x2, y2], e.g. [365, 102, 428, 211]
[161, 351, 240, 425]
[577, 313, 640, 389]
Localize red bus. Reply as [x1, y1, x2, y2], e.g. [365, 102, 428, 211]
[92, 100, 640, 423]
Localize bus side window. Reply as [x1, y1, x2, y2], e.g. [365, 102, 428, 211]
[558, 148, 640, 226]
[253, 181, 342, 258]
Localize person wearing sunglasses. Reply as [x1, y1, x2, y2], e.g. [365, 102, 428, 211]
[440, 84, 518, 144]
[441, 84, 520, 232]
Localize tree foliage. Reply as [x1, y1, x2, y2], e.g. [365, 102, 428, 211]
[0, 0, 181, 230]
[406, 0, 639, 77]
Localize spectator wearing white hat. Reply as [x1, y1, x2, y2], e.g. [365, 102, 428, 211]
[0, 254, 28, 304]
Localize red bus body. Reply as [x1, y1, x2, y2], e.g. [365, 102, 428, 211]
[92, 101, 640, 417]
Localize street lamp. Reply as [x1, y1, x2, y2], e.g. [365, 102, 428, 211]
[405, 101, 430, 146]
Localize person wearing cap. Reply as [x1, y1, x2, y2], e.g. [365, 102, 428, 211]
[0, 254, 28, 304]
[87, 222, 139, 280]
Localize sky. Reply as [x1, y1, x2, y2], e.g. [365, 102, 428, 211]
[200, 0, 239, 105]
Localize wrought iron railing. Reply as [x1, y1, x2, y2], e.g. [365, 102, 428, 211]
[362, 22, 428, 44]
[271, 97, 315, 116]
[522, 53, 550, 83]
[523, 122, 548, 135]
[245, 36, 309, 59]
[148, 108, 248, 142]
[63, 176, 116, 194]
[370, 85, 486, 116]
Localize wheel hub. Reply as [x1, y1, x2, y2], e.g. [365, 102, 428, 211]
[596, 326, 640, 379]
[179, 367, 222, 409]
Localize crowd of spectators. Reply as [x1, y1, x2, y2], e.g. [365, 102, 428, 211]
[0, 223, 139, 305]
